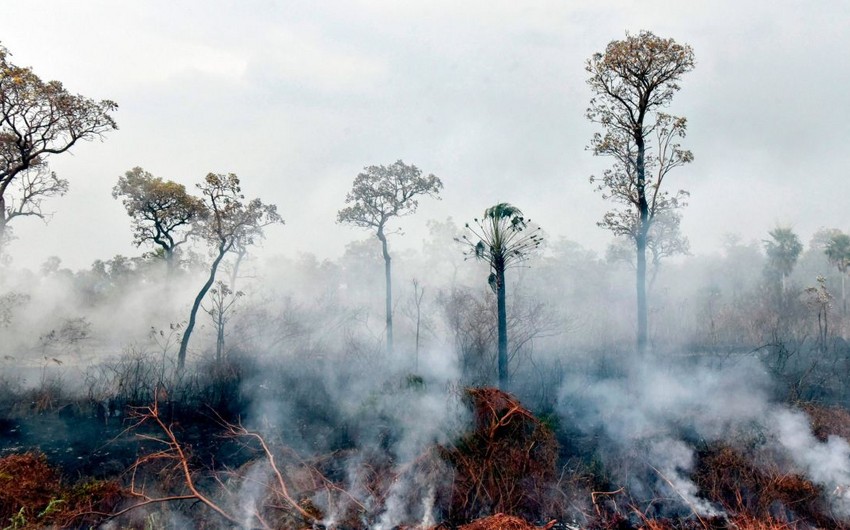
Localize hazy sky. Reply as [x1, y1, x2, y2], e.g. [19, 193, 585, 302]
[2, 1, 849, 270]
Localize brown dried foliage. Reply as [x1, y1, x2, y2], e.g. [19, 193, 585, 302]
[0, 451, 123, 529]
[0, 452, 59, 520]
[440, 388, 559, 525]
[799, 402, 850, 442]
[694, 444, 846, 529]
[458, 512, 556, 530]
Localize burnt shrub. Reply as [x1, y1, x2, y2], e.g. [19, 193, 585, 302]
[439, 387, 560, 525]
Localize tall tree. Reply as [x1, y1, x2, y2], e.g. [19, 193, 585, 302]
[177, 173, 282, 370]
[586, 31, 695, 355]
[459, 203, 542, 389]
[113, 167, 204, 273]
[0, 44, 117, 253]
[763, 226, 803, 295]
[337, 160, 442, 356]
[825, 231, 850, 315]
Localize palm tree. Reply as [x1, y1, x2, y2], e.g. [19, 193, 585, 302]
[764, 227, 803, 295]
[825, 232, 850, 315]
[459, 203, 542, 388]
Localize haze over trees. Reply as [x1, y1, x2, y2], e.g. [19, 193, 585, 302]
[7, 21, 850, 530]
[459, 203, 543, 389]
[0, 43, 117, 256]
[337, 160, 442, 356]
[586, 31, 695, 355]
[605, 209, 690, 293]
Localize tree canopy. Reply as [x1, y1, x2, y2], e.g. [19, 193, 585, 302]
[764, 227, 803, 285]
[337, 160, 442, 232]
[0, 43, 117, 251]
[113, 167, 205, 270]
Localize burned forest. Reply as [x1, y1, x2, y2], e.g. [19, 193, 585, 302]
[2, 3, 850, 530]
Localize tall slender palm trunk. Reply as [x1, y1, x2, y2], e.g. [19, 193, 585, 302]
[496, 262, 508, 389]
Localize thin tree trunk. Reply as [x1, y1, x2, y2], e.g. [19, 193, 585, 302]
[635, 133, 649, 356]
[414, 282, 422, 372]
[215, 315, 225, 363]
[843, 274, 846, 317]
[178, 246, 227, 370]
[230, 247, 246, 291]
[378, 230, 393, 356]
[165, 247, 175, 277]
[496, 263, 508, 389]
[636, 231, 648, 355]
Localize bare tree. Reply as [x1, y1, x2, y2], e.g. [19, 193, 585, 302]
[113, 167, 204, 274]
[337, 160, 442, 355]
[202, 281, 244, 362]
[0, 164, 68, 254]
[586, 31, 695, 355]
[803, 276, 832, 354]
[459, 203, 543, 389]
[403, 278, 432, 372]
[177, 173, 282, 370]
[0, 43, 117, 253]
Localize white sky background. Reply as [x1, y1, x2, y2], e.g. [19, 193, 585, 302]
[1, 1, 849, 270]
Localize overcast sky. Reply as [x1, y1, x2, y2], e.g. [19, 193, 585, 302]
[2, 1, 849, 270]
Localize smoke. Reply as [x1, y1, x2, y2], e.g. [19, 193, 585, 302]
[771, 408, 850, 514]
[4, 212, 850, 528]
[557, 352, 850, 520]
[646, 438, 721, 518]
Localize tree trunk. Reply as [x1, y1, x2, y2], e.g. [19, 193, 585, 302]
[215, 314, 225, 363]
[843, 274, 846, 317]
[635, 133, 649, 356]
[378, 230, 393, 356]
[178, 246, 227, 370]
[229, 249, 246, 291]
[415, 291, 421, 373]
[496, 262, 508, 389]
[0, 195, 7, 257]
[636, 230, 648, 355]
[164, 247, 175, 277]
